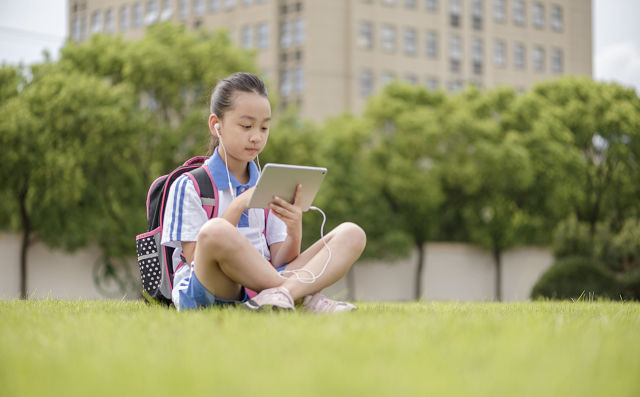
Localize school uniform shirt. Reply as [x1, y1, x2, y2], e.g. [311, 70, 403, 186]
[161, 148, 288, 305]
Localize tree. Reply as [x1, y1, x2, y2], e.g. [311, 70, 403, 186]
[0, 66, 147, 299]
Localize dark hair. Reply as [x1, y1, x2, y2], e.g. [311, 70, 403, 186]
[208, 72, 268, 155]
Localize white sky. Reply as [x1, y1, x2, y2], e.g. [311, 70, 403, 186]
[0, 0, 639, 93]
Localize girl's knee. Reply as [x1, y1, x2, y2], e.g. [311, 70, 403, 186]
[337, 222, 367, 252]
[197, 218, 236, 249]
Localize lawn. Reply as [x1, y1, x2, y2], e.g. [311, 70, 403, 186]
[1, 299, 638, 397]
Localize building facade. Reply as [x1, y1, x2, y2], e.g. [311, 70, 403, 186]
[69, 0, 592, 122]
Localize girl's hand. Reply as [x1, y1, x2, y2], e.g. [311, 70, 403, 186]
[269, 184, 303, 239]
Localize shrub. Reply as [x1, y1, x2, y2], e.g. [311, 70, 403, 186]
[531, 256, 627, 300]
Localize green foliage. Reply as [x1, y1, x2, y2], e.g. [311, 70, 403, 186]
[531, 256, 627, 300]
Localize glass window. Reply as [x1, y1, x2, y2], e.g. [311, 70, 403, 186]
[80, 17, 87, 40]
[280, 69, 291, 96]
[551, 5, 563, 31]
[472, 0, 483, 30]
[225, 0, 236, 10]
[513, 0, 525, 26]
[241, 25, 253, 48]
[210, 0, 221, 12]
[381, 71, 396, 86]
[404, 27, 417, 56]
[404, 74, 418, 85]
[91, 10, 103, 33]
[533, 46, 545, 71]
[294, 67, 304, 94]
[425, 77, 438, 91]
[105, 9, 114, 32]
[382, 0, 396, 5]
[449, 34, 462, 72]
[494, 40, 506, 67]
[381, 25, 396, 53]
[294, 19, 305, 46]
[425, 0, 438, 12]
[551, 48, 563, 73]
[280, 21, 292, 48]
[447, 80, 463, 93]
[243, 0, 253, 5]
[178, 0, 187, 19]
[359, 22, 374, 50]
[472, 38, 483, 74]
[405, 0, 417, 8]
[493, 0, 505, 22]
[72, 17, 81, 41]
[161, 0, 173, 21]
[145, 0, 158, 25]
[450, 0, 461, 27]
[257, 22, 269, 49]
[514, 42, 525, 69]
[119, 6, 129, 30]
[360, 70, 374, 96]
[532, 3, 544, 28]
[425, 30, 438, 58]
[194, 0, 205, 15]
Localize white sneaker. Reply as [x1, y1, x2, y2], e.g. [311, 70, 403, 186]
[302, 293, 357, 313]
[243, 286, 295, 311]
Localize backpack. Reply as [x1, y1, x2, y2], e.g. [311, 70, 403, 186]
[135, 156, 218, 305]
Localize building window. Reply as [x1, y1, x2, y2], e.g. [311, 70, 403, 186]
[243, 0, 253, 5]
[533, 46, 545, 71]
[225, 0, 236, 10]
[360, 70, 374, 96]
[91, 10, 103, 33]
[257, 22, 269, 49]
[160, 0, 172, 20]
[381, 71, 396, 86]
[72, 17, 81, 41]
[178, 0, 187, 19]
[551, 48, 563, 73]
[472, 0, 483, 30]
[145, 0, 158, 25]
[381, 25, 396, 53]
[404, 27, 417, 56]
[359, 22, 374, 50]
[532, 3, 544, 28]
[513, 0, 525, 26]
[425, 0, 438, 12]
[514, 42, 525, 69]
[405, 0, 417, 8]
[450, 0, 461, 27]
[105, 9, 114, 32]
[294, 67, 304, 94]
[449, 35, 462, 72]
[241, 25, 253, 48]
[382, 0, 396, 5]
[119, 6, 129, 30]
[425, 77, 438, 91]
[294, 19, 305, 46]
[425, 30, 438, 58]
[404, 74, 418, 85]
[447, 80, 463, 93]
[210, 0, 221, 12]
[494, 40, 506, 67]
[493, 0, 505, 22]
[551, 5, 563, 31]
[472, 38, 483, 74]
[280, 21, 292, 48]
[194, 0, 205, 15]
[280, 69, 291, 96]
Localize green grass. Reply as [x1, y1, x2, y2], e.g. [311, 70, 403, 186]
[1, 300, 639, 397]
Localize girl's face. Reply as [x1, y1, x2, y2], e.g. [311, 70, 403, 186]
[213, 91, 271, 164]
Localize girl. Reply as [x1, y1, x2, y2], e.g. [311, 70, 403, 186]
[161, 72, 366, 312]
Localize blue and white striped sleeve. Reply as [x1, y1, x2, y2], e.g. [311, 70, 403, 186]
[161, 175, 208, 246]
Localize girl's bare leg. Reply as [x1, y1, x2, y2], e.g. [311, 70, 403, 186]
[280, 222, 366, 300]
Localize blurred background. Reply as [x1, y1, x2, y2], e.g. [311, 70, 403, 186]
[1, 0, 639, 302]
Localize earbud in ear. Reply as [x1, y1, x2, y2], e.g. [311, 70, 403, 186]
[214, 123, 220, 136]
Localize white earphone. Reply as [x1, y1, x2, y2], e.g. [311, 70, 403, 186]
[214, 122, 221, 137]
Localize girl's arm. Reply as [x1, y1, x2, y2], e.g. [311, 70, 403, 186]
[269, 185, 303, 267]
[221, 187, 255, 226]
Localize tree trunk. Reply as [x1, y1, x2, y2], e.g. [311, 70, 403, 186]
[415, 243, 425, 300]
[18, 189, 30, 300]
[345, 267, 356, 301]
[493, 248, 502, 302]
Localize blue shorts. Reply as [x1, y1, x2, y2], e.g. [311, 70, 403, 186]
[175, 270, 249, 311]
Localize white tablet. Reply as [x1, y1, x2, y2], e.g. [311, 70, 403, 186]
[248, 163, 327, 211]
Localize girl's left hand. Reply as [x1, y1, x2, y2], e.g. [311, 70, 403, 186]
[270, 184, 303, 239]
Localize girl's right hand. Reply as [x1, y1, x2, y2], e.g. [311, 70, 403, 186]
[235, 186, 256, 212]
